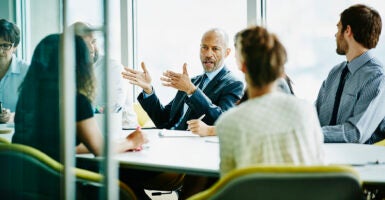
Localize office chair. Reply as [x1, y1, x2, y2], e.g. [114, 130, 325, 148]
[374, 138, 385, 146]
[0, 143, 137, 200]
[133, 102, 155, 128]
[188, 165, 363, 200]
[0, 137, 10, 144]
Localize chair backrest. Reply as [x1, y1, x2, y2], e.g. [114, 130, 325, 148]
[374, 139, 385, 146]
[0, 143, 137, 200]
[188, 165, 362, 200]
[133, 102, 155, 128]
[0, 137, 11, 144]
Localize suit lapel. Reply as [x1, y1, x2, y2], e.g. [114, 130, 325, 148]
[170, 76, 201, 119]
[202, 67, 229, 93]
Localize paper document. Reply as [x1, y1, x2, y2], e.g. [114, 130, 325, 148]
[204, 136, 219, 143]
[158, 129, 199, 137]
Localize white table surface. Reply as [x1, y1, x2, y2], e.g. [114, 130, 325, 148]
[77, 129, 385, 183]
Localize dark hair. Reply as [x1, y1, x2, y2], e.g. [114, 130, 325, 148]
[340, 4, 382, 49]
[14, 34, 94, 160]
[0, 18, 21, 46]
[20, 34, 95, 101]
[235, 26, 287, 88]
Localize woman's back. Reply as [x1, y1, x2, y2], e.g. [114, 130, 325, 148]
[13, 34, 61, 160]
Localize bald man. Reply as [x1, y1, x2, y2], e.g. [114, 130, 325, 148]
[122, 28, 244, 130]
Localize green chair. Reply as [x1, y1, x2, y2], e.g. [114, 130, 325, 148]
[188, 165, 363, 200]
[0, 143, 137, 200]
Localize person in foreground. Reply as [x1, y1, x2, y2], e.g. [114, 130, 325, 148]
[216, 26, 325, 176]
[315, 4, 385, 144]
[122, 28, 244, 130]
[187, 75, 294, 136]
[0, 19, 29, 123]
[12, 34, 146, 161]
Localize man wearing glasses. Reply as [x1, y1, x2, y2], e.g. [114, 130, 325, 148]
[0, 19, 29, 123]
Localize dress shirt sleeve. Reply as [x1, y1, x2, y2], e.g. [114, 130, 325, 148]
[322, 74, 385, 143]
[137, 90, 174, 128]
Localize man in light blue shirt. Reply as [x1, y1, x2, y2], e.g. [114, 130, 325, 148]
[315, 4, 385, 144]
[0, 19, 29, 122]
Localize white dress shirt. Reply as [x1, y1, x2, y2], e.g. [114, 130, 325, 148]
[94, 55, 138, 128]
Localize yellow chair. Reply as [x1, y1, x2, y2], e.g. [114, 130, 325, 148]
[188, 165, 362, 200]
[0, 143, 137, 199]
[0, 137, 10, 144]
[133, 102, 155, 128]
[374, 139, 385, 146]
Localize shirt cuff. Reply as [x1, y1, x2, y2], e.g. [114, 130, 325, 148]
[142, 87, 154, 99]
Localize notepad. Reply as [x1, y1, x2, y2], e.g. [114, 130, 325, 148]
[158, 129, 199, 137]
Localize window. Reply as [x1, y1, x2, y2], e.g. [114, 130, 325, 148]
[137, 0, 247, 103]
[266, 0, 385, 102]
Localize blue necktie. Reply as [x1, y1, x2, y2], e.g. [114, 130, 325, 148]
[330, 65, 349, 125]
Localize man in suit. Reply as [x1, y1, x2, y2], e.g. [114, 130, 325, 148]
[122, 28, 244, 130]
[315, 4, 385, 144]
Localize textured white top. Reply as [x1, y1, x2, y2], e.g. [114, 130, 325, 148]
[216, 92, 325, 176]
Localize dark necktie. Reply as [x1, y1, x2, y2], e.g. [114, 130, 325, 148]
[173, 74, 207, 130]
[198, 74, 207, 89]
[329, 65, 349, 125]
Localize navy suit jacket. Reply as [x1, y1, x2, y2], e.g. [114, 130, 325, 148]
[138, 66, 244, 130]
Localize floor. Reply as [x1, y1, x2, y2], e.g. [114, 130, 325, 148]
[145, 189, 178, 200]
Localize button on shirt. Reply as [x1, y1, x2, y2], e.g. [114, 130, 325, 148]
[0, 54, 29, 112]
[315, 50, 385, 143]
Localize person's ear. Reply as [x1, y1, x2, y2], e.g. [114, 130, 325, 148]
[345, 25, 352, 37]
[225, 48, 231, 57]
[12, 45, 17, 54]
[240, 63, 247, 73]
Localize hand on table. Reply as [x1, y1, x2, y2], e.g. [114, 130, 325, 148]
[0, 109, 11, 123]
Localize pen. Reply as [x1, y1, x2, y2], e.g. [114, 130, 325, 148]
[198, 114, 206, 120]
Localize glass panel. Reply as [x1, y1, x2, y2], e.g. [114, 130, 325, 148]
[137, 0, 247, 104]
[266, 0, 385, 102]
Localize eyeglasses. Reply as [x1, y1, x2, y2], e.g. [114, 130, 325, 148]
[0, 43, 14, 51]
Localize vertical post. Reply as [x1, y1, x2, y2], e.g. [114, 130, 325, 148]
[60, 0, 76, 199]
[101, 0, 119, 199]
[247, 0, 266, 27]
[247, 0, 257, 26]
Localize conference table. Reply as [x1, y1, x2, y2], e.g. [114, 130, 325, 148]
[1, 124, 384, 184]
[77, 129, 385, 185]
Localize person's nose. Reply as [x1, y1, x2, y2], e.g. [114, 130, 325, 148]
[204, 48, 214, 57]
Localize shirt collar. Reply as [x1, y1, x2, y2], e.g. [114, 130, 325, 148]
[203, 65, 224, 81]
[347, 49, 375, 74]
[8, 54, 22, 74]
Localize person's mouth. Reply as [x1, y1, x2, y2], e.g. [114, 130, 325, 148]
[203, 60, 215, 66]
